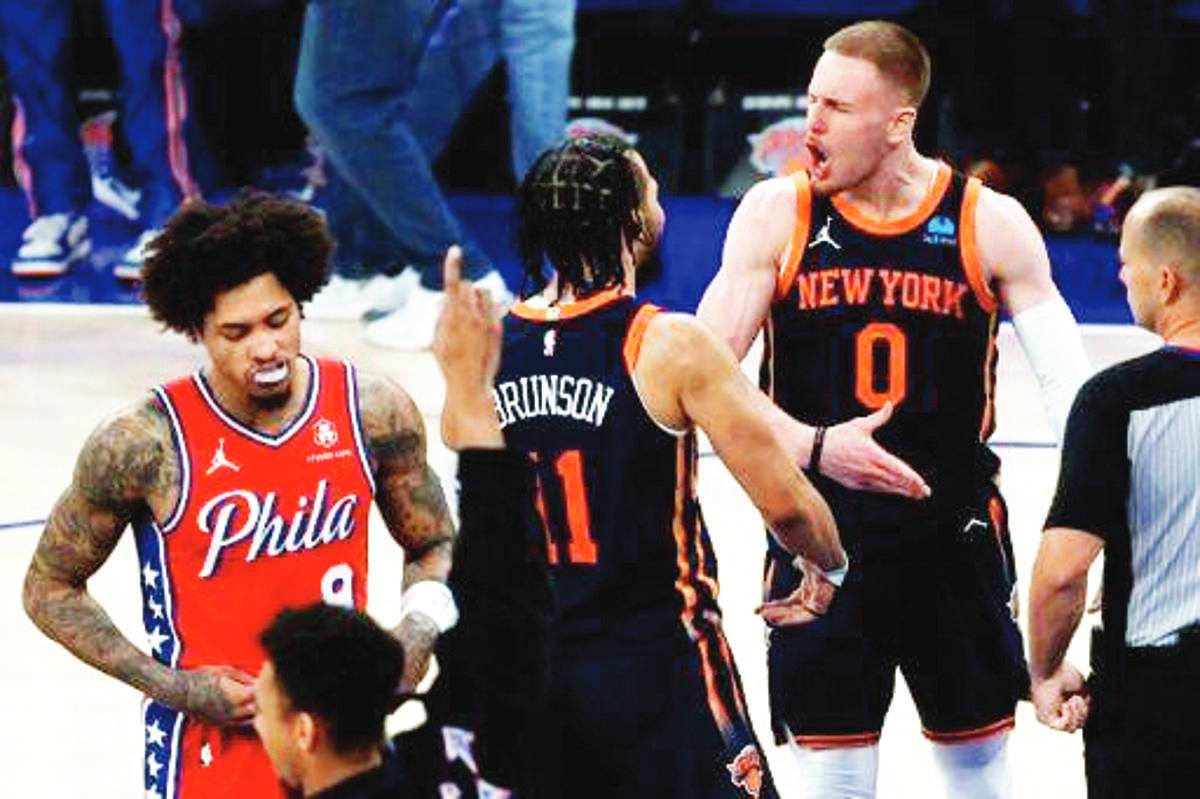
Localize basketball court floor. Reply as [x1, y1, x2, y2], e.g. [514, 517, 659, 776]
[0, 303, 1159, 797]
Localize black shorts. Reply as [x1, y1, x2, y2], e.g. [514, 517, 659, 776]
[765, 484, 1028, 746]
[518, 623, 777, 799]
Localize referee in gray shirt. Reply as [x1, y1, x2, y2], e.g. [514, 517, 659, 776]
[1028, 186, 1200, 798]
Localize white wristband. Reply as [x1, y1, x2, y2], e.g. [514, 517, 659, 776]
[399, 580, 459, 633]
[794, 554, 850, 588]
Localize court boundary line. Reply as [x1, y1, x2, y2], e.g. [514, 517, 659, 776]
[0, 519, 45, 531]
[0, 302, 147, 317]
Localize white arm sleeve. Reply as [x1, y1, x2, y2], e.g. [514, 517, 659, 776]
[1011, 294, 1092, 444]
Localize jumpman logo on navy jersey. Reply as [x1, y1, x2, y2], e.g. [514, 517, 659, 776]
[808, 218, 841, 250]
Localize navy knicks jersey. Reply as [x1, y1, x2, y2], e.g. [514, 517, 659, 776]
[495, 289, 720, 649]
[765, 164, 1000, 550]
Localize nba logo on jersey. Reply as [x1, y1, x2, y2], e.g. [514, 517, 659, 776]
[543, 329, 557, 357]
[923, 214, 957, 246]
[313, 417, 338, 448]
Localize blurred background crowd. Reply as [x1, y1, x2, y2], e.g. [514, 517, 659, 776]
[1, 0, 1198, 333]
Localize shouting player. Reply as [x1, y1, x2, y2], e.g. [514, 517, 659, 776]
[697, 20, 1091, 798]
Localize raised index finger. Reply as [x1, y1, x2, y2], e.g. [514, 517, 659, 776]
[443, 245, 464, 293]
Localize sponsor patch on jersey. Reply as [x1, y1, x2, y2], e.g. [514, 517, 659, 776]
[923, 214, 957, 246]
[313, 417, 339, 448]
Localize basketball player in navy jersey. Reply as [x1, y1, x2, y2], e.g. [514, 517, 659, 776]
[697, 21, 1092, 798]
[488, 135, 846, 798]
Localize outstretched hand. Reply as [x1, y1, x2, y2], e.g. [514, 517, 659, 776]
[821, 402, 931, 499]
[431, 246, 503, 450]
[756, 557, 839, 627]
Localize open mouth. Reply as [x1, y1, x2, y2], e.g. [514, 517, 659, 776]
[808, 142, 830, 179]
[252, 362, 289, 387]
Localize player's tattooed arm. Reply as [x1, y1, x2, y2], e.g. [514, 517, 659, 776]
[21, 400, 256, 726]
[359, 372, 455, 689]
[359, 372, 455, 584]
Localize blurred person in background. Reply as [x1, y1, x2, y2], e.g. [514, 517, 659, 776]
[2, 0, 207, 280]
[294, 0, 575, 348]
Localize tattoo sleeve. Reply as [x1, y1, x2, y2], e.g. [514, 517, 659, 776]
[22, 400, 188, 709]
[359, 373, 455, 588]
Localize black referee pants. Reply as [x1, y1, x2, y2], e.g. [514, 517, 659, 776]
[1085, 633, 1200, 798]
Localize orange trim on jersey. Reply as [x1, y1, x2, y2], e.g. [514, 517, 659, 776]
[960, 177, 999, 314]
[622, 303, 663, 373]
[697, 634, 734, 735]
[686, 449, 721, 601]
[775, 170, 813, 300]
[672, 437, 701, 638]
[509, 286, 629, 321]
[978, 312, 1000, 441]
[831, 162, 952, 236]
[715, 630, 750, 721]
[763, 316, 776, 402]
[794, 732, 882, 749]
[988, 495, 1006, 541]
[987, 494, 1011, 576]
[923, 716, 1014, 744]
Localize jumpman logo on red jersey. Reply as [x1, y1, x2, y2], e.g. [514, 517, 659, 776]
[206, 438, 240, 476]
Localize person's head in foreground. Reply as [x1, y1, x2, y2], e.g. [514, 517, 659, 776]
[255, 603, 404, 796]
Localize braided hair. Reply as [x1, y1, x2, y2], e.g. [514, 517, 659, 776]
[516, 135, 647, 298]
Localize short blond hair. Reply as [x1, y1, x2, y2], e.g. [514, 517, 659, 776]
[1131, 186, 1200, 283]
[824, 20, 931, 107]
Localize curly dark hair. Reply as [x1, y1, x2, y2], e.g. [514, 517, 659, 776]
[141, 189, 333, 337]
[516, 135, 647, 298]
[260, 603, 404, 755]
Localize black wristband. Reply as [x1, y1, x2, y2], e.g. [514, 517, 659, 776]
[808, 426, 827, 473]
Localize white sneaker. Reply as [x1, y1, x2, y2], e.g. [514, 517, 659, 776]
[360, 268, 420, 318]
[306, 269, 419, 321]
[473, 269, 514, 311]
[11, 213, 91, 276]
[92, 172, 141, 221]
[364, 281, 444, 351]
[114, 229, 160, 282]
[305, 275, 372, 320]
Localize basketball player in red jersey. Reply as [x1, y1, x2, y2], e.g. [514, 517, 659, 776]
[21, 191, 456, 799]
[698, 21, 1092, 798]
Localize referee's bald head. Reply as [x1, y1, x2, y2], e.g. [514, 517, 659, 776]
[1126, 186, 1200, 287]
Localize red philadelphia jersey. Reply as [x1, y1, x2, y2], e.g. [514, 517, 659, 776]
[133, 355, 375, 799]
